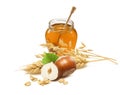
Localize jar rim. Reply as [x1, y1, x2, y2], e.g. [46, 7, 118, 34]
[49, 18, 74, 28]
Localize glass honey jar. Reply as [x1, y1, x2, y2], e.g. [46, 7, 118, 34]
[45, 19, 77, 50]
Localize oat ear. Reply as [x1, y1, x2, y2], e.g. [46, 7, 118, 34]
[23, 60, 43, 74]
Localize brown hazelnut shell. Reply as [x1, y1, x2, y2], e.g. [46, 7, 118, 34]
[55, 56, 76, 79]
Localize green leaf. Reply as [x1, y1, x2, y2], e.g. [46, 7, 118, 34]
[41, 53, 58, 64]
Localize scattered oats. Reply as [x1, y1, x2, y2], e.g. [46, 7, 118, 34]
[43, 78, 51, 84]
[24, 81, 31, 86]
[38, 80, 44, 86]
[63, 81, 68, 85]
[38, 79, 50, 86]
[58, 78, 68, 85]
[30, 75, 38, 82]
[58, 78, 64, 83]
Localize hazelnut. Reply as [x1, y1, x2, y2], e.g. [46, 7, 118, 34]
[41, 56, 76, 80]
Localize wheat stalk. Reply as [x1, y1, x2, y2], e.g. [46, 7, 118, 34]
[23, 60, 43, 74]
[40, 43, 117, 69]
[23, 43, 117, 74]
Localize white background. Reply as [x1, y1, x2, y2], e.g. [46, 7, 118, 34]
[0, 0, 120, 95]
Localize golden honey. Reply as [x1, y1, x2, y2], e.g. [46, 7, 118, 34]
[45, 19, 77, 49]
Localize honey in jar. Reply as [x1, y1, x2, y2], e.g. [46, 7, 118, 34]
[45, 19, 77, 50]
